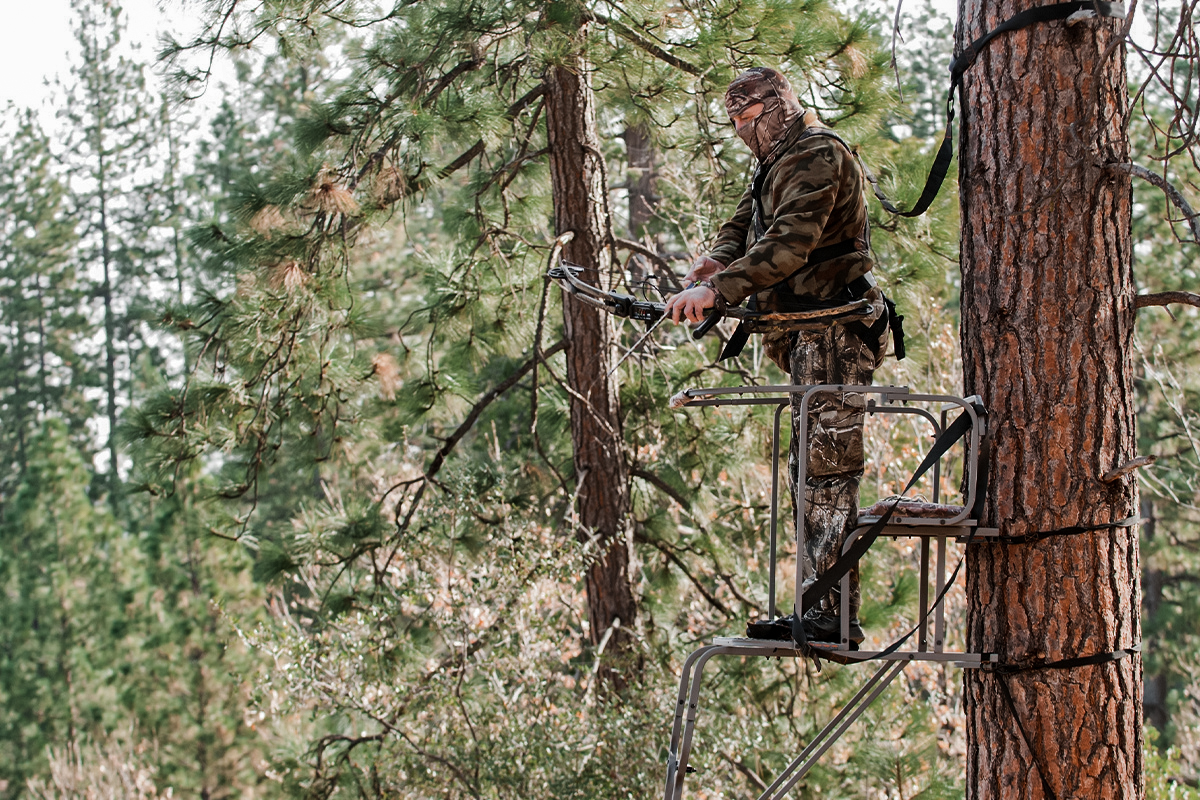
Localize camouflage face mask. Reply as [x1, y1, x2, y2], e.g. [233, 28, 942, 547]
[725, 67, 804, 161]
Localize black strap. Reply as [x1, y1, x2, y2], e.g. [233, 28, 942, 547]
[995, 671, 1061, 799]
[718, 318, 753, 361]
[991, 639, 1138, 798]
[869, 0, 1125, 219]
[992, 644, 1140, 675]
[799, 404, 981, 611]
[949, 0, 1126, 82]
[988, 515, 1139, 544]
[883, 295, 906, 360]
[867, 110, 955, 219]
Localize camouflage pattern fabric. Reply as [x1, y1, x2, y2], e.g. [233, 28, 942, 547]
[723, 67, 804, 162]
[705, 80, 883, 634]
[708, 122, 873, 310]
[789, 292, 888, 626]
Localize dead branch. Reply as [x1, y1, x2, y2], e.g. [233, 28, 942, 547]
[1101, 454, 1158, 483]
[1105, 161, 1200, 243]
[1136, 291, 1200, 309]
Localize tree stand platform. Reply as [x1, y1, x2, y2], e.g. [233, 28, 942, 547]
[662, 385, 997, 800]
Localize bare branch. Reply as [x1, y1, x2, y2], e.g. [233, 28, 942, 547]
[720, 752, 769, 791]
[1104, 161, 1200, 242]
[635, 531, 733, 617]
[1136, 291, 1200, 309]
[1101, 455, 1157, 483]
[424, 340, 566, 480]
[630, 465, 695, 516]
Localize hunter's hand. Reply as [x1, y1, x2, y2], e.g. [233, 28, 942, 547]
[665, 286, 717, 324]
[682, 256, 724, 284]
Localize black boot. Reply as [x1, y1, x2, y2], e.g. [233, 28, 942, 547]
[800, 610, 864, 650]
[746, 615, 797, 641]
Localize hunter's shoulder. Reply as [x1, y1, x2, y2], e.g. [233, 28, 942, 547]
[769, 131, 855, 178]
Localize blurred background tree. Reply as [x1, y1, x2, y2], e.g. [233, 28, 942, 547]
[0, 0, 1196, 796]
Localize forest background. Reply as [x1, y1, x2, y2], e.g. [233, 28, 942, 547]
[0, 0, 1198, 797]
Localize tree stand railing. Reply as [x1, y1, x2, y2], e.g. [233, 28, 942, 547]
[662, 385, 999, 800]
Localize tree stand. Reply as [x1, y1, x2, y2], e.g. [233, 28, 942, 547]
[662, 384, 997, 800]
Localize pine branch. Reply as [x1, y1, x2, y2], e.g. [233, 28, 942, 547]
[380, 340, 566, 562]
[424, 340, 566, 481]
[613, 237, 683, 286]
[630, 465, 695, 515]
[436, 140, 486, 181]
[589, 11, 705, 77]
[635, 530, 733, 617]
[373, 84, 546, 207]
[423, 58, 484, 109]
[1136, 291, 1200, 309]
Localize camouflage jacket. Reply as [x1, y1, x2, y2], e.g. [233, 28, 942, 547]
[708, 122, 873, 310]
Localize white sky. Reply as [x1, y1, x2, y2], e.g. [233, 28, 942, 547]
[0, 0, 167, 112]
[1, 0, 968, 116]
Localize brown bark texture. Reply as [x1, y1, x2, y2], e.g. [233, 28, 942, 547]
[957, 0, 1142, 796]
[544, 53, 639, 660]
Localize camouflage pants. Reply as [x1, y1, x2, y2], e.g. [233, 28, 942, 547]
[784, 288, 888, 625]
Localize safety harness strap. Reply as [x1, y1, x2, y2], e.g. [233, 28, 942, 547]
[950, 0, 1126, 81]
[992, 644, 1140, 674]
[798, 403, 982, 612]
[869, 0, 1125, 218]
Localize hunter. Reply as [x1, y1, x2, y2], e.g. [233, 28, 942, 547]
[664, 67, 890, 649]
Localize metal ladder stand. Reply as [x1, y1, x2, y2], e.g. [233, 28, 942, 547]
[662, 384, 998, 800]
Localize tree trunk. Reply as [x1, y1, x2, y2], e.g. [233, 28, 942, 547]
[544, 44, 639, 672]
[97, 149, 122, 511]
[623, 122, 656, 242]
[957, 0, 1142, 795]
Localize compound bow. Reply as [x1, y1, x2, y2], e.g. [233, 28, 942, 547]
[547, 260, 876, 340]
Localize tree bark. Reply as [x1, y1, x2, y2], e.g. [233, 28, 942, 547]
[544, 44, 639, 672]
[957, 0, 1142, 795]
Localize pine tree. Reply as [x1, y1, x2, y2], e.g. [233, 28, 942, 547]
[957, 0, 1142, 792]
[0, 112, 88, 490]
[0, 421, 127, 793]
[58, 0, 166, 510]
[134, 0, 999, 795]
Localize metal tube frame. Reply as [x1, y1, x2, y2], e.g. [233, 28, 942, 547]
[662, 384, 999, 800]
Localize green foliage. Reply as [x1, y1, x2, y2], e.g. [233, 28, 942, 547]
[1146, 727, 1200, 799]
[0, 114, 89, 491]
[124, 0, 988, 796]
[7, 0, 1197, 796]
[0, 421, 126, 790]
[1128, 7, 1200, 753]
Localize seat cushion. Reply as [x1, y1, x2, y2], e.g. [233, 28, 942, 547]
[861, 499, 965, 519]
